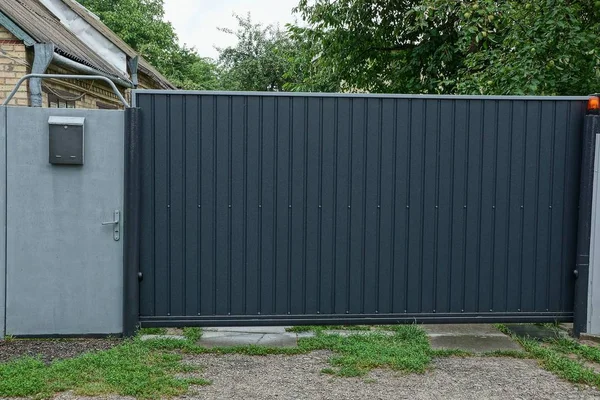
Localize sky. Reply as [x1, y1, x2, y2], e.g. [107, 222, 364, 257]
[163, 0, 300, 60]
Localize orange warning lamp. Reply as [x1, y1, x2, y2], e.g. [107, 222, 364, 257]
[588, 96, 600, 114]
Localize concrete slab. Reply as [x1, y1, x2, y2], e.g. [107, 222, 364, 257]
[201, 331, 251, 339]
[202, 326, 290, 334]
[257, 333, 298, 347]
[199, 333, 266, 348]
[429, 335, 523, 353]
[140, 334, 186, 341]
[505, 324, 561, 340]
[421, 324, 506, 337]
[322, 330, 393, 337]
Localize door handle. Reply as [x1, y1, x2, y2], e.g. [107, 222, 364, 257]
[103, 210, 120, 241]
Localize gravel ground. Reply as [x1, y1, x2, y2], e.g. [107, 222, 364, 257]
[0, 339, 121, 364]
[3, 346, 600, 399]
[178, 351, 600, 400]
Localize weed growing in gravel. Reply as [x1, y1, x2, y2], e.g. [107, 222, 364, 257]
[0, 339, 210, 399]
[498, 324, 600, 387]
[299, 325, 432, 376]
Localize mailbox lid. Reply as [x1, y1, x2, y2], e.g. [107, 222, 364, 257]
[48, 116, 85, 126]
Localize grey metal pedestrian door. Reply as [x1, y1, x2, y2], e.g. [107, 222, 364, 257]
[1, 106, 125, 336]
[134, 91, 587, 327]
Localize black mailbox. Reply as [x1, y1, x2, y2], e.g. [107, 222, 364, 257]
[48, 116, 85, 165]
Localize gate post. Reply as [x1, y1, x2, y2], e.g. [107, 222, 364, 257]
[574, 104, 600, 336]
[123, 107, 142, 337]
[0, 107, 6, 339]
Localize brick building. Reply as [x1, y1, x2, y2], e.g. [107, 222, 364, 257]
[0, 0, 174, 109]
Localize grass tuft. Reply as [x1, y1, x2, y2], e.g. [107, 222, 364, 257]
[183, 327, 203, 342]
[285, 325, 373, 333]
[138, 327, 168, 336]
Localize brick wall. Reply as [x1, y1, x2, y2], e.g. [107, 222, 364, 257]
[0, 26, 29, 106]
[44, 64, 127, 109]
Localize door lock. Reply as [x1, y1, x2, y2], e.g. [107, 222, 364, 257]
[102, 210, 120, 241]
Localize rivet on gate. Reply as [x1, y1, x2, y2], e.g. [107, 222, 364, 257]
[259, 205, 262, 208]
[433, 309, 436, 313]
[346, 310, 349, 314]
[258, 312, 261, 315]
[198, 205, 201, 208]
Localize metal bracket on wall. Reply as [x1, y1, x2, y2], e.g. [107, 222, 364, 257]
[102, 210, 121, 241]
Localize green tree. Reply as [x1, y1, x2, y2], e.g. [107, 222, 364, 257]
[78, 0, 220, 89]
[292, 0, 600, 95]
[217, 14, 297, 91]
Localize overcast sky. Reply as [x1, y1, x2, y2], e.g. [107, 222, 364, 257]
[163, 0, 300, 60]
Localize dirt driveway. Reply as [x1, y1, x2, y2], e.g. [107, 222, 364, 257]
[174, 351, 600, 400]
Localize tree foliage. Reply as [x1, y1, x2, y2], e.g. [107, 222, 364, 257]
[78, 0, 220, 89]
[292, 0, 600, 95]
[216, 14, 297, 91]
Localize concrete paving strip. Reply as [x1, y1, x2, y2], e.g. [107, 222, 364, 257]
[140, 334, 187, 341]
[199, 332, 298, 348]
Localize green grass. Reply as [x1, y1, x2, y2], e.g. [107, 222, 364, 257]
[138, 327, 168, 336]
[498, 324, 600, 387]
[0, 339, 210, 399]
[183, 327, 203, 342]
[285, 325, 373, 333]
[145, 324, 433, 377]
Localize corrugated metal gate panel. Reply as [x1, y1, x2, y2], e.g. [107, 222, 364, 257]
[135, 92, 586, 325]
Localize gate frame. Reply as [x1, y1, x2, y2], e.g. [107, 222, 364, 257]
[129, 90, 592, 334]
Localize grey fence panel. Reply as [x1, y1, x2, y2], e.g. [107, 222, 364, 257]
[136, 92, 586, 325]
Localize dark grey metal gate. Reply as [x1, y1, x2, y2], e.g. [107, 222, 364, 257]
[133, 91, 587, 327]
